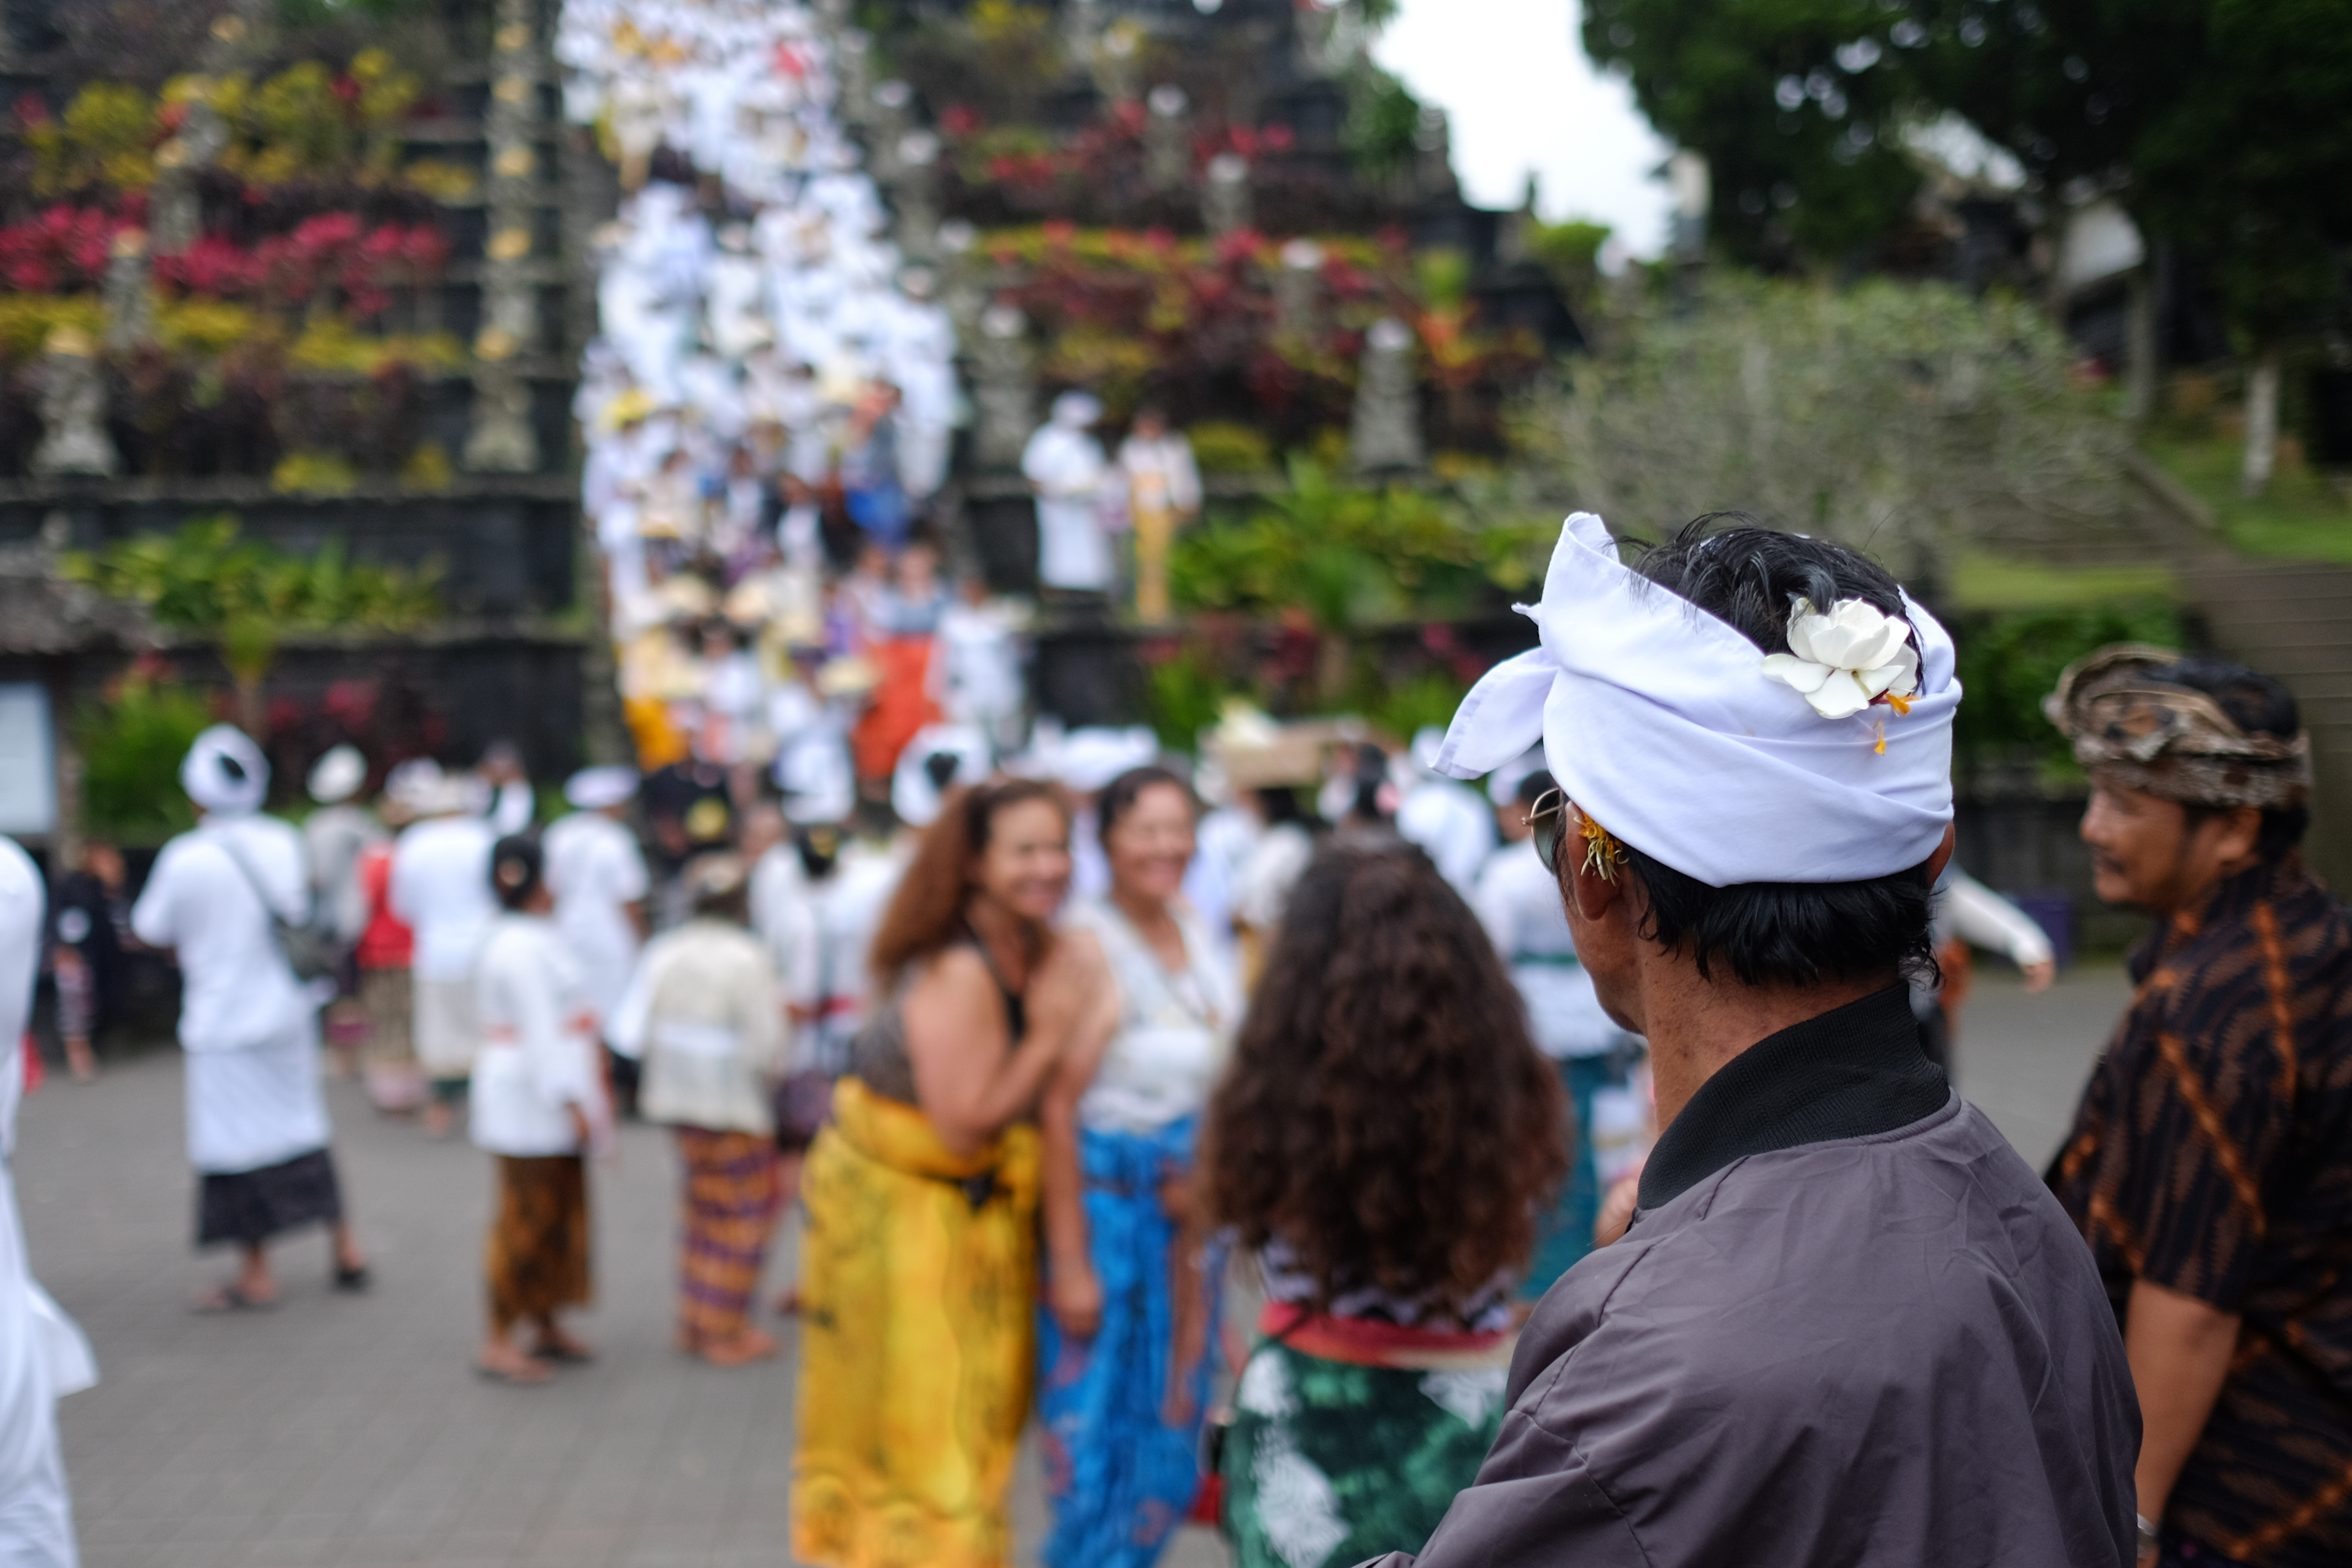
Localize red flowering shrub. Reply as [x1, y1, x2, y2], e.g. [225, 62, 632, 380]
[0, 205, 127, 293]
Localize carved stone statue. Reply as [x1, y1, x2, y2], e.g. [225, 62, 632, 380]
[33, 329, 120, 478]
[1203, 153, 1251, 237]
[836, 34, 874, 127]
[869, 80, 913, 182]
[1415, 105, 1456, 201]
[1274, 239, 1323, 342]
[467, 0, 542, 473]
[936, 220, 985, 338]
[891, 130, 942, 261]
[1349, 317, 1424, 474]
[103, 230, 154, 353]
[1145, 85, 1189, 192]
[972, 305, 1036, 472]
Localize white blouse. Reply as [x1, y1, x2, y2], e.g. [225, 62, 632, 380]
[1071, 899, 1241, 1137]
[471, 916, 607, 1157]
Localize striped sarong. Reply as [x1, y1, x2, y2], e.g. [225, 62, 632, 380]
[675, 1127, 783, 1347]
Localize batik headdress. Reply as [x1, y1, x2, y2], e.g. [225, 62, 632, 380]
[2045, 643, 2311, 810]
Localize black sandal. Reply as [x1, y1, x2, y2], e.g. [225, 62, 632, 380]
[333, 1263, 372, 1293]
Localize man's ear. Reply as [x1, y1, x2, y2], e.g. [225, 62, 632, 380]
[1560, 806, 1627, 925]
[1923, 821, 1956, 886]
[2206, 805, 2263, 867]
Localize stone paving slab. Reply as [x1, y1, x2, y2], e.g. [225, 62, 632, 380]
[18, 1052, 1225, 1568]
[18, 964, 2128, 1568]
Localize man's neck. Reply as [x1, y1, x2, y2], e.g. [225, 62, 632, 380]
[1637, 964, 1900, 1133]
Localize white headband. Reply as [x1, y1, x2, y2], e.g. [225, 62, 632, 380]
[181, 725, 270, 817]
[1436, 513, 1959, 887]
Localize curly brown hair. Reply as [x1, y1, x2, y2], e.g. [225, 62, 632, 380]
[1203, 842, 1568, 1317]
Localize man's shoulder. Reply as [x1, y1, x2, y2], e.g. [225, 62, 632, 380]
[1528, 1101, 2096, 1373]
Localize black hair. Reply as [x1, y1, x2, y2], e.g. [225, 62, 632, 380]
[1257, 785, 1313, 828]
[1513, 770, 1556, 807]
[2153, 654, 2311, 863]
[1609, 516, 1939, 990]
[1098, 764, 1194, 848]
[489, 833, 545, 911]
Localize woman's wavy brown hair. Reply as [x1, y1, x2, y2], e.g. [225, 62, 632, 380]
[1204, 842, 1568, 1317]
[867, 777, 1070, 984]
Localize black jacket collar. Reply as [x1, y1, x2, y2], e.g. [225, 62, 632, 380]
[1637, 985, 1950, 1212]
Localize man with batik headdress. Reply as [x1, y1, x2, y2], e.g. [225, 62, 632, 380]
[2046, 646, 2352, 1568]
[1355, 516, 2137, 1567]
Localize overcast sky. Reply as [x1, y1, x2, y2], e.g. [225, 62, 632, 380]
[1372, 0, 1674, 258]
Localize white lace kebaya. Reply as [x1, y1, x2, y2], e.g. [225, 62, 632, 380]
[1433, 513, 1959, 888]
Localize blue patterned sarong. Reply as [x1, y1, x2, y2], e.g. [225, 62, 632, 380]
[1037, 1116, 1216, 1568]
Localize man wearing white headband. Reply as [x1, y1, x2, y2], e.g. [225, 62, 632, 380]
[542, 766, 650, 1058]
[1363, 518, 2136, 1567]
[130, 727, 371, 1310]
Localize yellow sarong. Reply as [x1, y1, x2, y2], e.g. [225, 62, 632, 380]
[790, 1076, 1041, 1568]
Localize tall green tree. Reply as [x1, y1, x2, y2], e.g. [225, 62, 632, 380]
[1581, 0, 1927, 267]
[1908, 0, 2352, 492]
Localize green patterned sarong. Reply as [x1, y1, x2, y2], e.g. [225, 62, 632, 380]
[1220, 1319, 1510, 1568]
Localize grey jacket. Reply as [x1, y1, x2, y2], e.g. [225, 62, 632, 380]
[1364, 988, 2139, 1568]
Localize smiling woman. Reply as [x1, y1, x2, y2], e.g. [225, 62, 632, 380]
[1035, 765, 1242, 1568]
[791, 777, 1115, 1568]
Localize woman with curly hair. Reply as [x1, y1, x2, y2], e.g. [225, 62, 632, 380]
[790, 778, 1112, 1568]
[1204, 842, 1566, 1568]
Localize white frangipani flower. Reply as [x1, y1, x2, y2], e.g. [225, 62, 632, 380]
[1760, 596, 1921, 721]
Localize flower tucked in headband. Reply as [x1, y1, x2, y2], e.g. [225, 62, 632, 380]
[1760, 596, 1921, 721]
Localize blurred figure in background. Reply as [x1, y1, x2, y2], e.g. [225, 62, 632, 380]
[1205, 843, 1565, 1568]
[542, 767, 651, 1064]
[391, 772, 499, 1139]
[478, 741, 537, 838]
[1913, 865, 2056, 1078]
[1395, 728, 1494, 900]
[790, 779, 1109, 1568]
[354, 768, 428, 1116]
[610, 854, 788, 1365]
[471, 835, 607, 1385]
[1115, 408, 1199, 625]
[131, 727, 370, 1311]
[1024, 392, 1112, 598]
[303, 746, 383, 1082]
[1, 833, 98, 1565]
[1036, 767, 1239, 1568]
[46, 842, 129, 1084]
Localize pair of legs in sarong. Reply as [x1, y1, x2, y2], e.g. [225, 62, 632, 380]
[1035, 1116, 1216, 1568]
[477, 1154, 594, 1383]
[672, 1126, 783, 1364]
[792, 1083, 1219, 1568]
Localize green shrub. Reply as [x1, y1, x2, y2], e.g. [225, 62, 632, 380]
[76, 670, 218, 842]
[1186, 421, 1277, 476]
[1951, 600, 2186, 787]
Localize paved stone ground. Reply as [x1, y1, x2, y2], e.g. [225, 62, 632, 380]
[18, 963, 2129, 1568]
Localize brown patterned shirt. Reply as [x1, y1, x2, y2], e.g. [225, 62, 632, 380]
[2051, 856, 2352, 1567]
